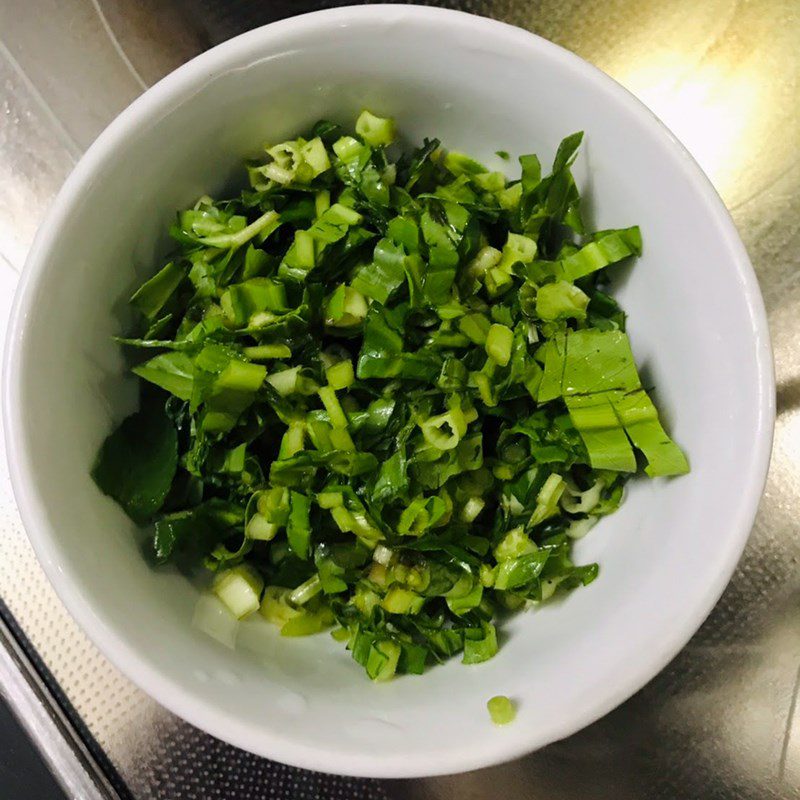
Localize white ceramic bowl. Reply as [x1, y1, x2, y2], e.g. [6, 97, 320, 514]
[4, 4, 774, 778]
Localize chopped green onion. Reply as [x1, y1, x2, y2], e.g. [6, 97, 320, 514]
[242, 344, 291, 360]
[315, 189, 331, 218]
[215, 360, 266, 392]
[278, 421, 306, 459]
[246, 514, 278, 542]
[419, 406, 468, 450]
[365, 639, 401, 682]
[459, 312, 492, 345]
[487, 695, 516, 725]
[561, 479, 604, 514]
[94, 113, 688, 684]
[329, 426, 355, 451]
[535, 280, 590, 321]
[196, 209, 280, 249]
[381, 587, 424, 614]
[260, 586, 301, 627]
[281, 607, 334, 637]
[355, 110, 396, 147]
[325, 359, 355, 390]
[318, 386, 349, 429]
[485, 323, 514, 366]
[529, 473, 566, 527]
[266, 366, 300, 396]
[213, 565, 264, 619]
[463, 622, 498, 664]
[289, 575, 322, 606]
[566, 517, 597, 539]
[460, 497, 486, 523]
[325, 285, 369, 328]
[192, 592, 239, 649]
[494, 527, 536, 561]
[372, 544, 394, 565]
[317, 491, 343, 509]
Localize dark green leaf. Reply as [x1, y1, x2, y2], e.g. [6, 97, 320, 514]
[92, 405, 178, 523]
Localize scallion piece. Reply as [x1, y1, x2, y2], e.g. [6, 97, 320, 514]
[487, 695, 516, 726]
[213, 565, 264, 620]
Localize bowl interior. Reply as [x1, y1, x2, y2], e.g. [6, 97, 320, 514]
[6, 6, 772, 777]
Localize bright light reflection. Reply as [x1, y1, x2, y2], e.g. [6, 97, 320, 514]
[618, 60, 764, 197]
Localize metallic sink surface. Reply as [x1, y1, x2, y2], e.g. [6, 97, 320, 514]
[0, 1, 798, 798]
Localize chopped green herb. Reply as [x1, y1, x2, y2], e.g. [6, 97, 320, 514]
[92, 111, 688, 681]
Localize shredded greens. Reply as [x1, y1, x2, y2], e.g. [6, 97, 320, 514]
[93, 111, 688, 681]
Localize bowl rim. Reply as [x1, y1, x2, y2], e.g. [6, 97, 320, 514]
[3, 3, 775, 778]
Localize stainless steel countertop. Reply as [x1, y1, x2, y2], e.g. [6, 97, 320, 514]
[0, 1, 798, 798]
